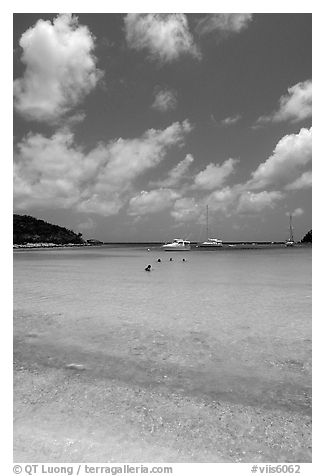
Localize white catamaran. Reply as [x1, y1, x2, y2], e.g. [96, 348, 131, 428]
[197, 205, 223, 248]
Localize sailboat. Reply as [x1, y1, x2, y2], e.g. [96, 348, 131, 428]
[285, 214, 295, 247]
[197, 205, 223, 248]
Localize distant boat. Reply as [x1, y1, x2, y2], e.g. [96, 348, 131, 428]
[161, 239, 191, 251]
[285, 214, 295, 247]
[198, 238, 223, 247]
[86, 239, 103, 245]
[197, 205, 223, 248]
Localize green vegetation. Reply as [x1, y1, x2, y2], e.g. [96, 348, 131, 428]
[301, 230, 312, 243]
[13, 214, 84, 245]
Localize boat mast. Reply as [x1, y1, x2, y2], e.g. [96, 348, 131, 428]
[206, 205, 209, 240]
[289, 214, 294, 241]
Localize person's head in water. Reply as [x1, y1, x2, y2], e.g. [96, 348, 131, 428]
[145, 264, 151, 271]
[157, 258, 161, 262]
[182, 258, 186, 262]
[169, 257, 173, 261]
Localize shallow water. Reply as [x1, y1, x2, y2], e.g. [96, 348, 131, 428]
[13, 246, 312, 414]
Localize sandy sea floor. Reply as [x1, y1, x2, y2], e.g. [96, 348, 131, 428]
[13, 312, 311, 463]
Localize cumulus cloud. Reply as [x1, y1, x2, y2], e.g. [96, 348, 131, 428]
[196, 13, 253, 37]
[256, 80, 312, 124]
[249, 128, 312, 189]
[166, 127, 311, 223]
[14, 120, 192, 216]
[14, 130, 86, 210]
[193, 158, 238, 190]
[124, 14, 200, 63]
[206, 186, 241, 214]
[169, 186, 238, 223]
[221, 114, 242, 126]
[194, 129, 311, 218]
[197, 129, 312, 217]
[204, 185, 282, 216]
[285, 170, 312, 190]
[76, 194, 124, 216]
[236, 190, 283, 214]
[128, 188, 180, 216]
[14, 14, 102, 123]
[171, 197, 201, 222]
[286, 208, 304, 217]
[94, 120, 192, 188]
[170, 185, 283, 222]
[152, 88, 178, 112]
[151, 154, 194, 188]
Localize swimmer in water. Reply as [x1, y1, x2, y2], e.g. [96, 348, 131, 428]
[182, 258, 186, 262]
[157, 258, 161, 262]
[169, 257, 173, 261]
[145, 264, 151, 271]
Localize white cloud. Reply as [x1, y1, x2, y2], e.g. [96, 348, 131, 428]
[124, 14, 200, 63]
[64, 112, 87, 128]
[14, 14, 102, 123]
[221, 114, 242, 126]
[14, 120, 192, 216]
[151, 153, 194, 188]
[166, 127, 311, 224]
[94, 120, 192, 190]
[286, 208, 304, 217]
[165, 127, 311, 224]
[257, 80, 312, 124]
[170, 184, 283, 222]
[206, 185, 283, 216]
[236, 190, 283, 214]
[285, 171, 312, 190]
[152, 88, 178, 112]
[76, 194, 124, 216]
[193, 158, 238, 190]
[249, 128, 312, 189]
[128, 189, 180, 216]
[171, 197, 201, 222]
[196, 13, 253, 37]
[206, 186, 241, 214]
[170, 186, 238, 223]
[14, 131, 86, 210]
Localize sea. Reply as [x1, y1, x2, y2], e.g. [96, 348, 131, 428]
[13, 245, 312, 415]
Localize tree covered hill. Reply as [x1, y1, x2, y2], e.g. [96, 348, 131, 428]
[301, 229, 312, 243]
[13, 214, 84, 245]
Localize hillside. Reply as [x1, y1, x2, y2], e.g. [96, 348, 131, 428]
[301, 230, 312, 243]
[13, 214, 84, 245]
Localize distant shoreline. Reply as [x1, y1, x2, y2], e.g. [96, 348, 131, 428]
[13, 242, 311, 250]
[13, 243, 89, 249]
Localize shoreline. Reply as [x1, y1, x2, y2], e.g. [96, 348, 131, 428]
[13, 242, 312, 250]
[13, 242, 90, 249]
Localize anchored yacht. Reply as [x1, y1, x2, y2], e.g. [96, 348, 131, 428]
[197, 205, 223, 248]
[161, 239, 191, 251]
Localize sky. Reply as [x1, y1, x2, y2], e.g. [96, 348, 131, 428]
[13, 12, 312, 242]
